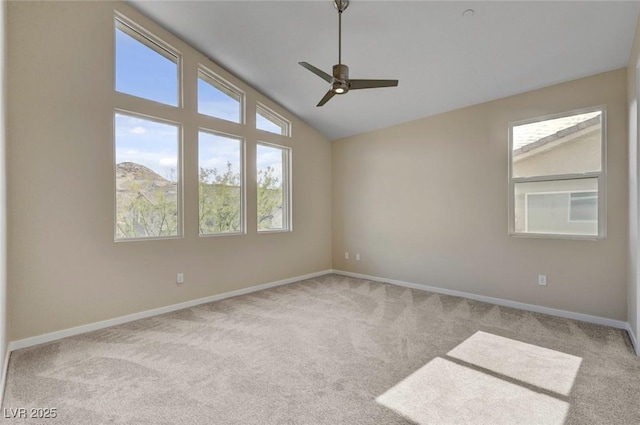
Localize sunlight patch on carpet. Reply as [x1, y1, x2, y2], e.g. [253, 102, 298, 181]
[447, 331, 582, 396]
[376, 357, 569, 425]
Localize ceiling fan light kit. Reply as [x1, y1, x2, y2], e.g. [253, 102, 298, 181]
[299, 0, 399, 107]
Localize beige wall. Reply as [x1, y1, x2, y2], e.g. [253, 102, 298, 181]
[333, 69, 628, 321]
[6, 1, 332, 341]
[627, 12, 640, 349]
[1, 0, 7, 371]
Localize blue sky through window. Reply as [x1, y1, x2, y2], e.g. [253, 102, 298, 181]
[256, 113, 284, 135]
[257, 144, 284, 186]
[116, 22, 178, 106]
[115, 113, 179, 182]
[198, 74, 241, 123]
[199, 132, 242, 183]
[115, 20, 284, 183]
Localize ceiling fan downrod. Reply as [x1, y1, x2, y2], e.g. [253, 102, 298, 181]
[334, 0, 349, 93]
[335, 0, 349, 66]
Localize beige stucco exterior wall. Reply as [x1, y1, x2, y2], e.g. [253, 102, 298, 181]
[6, 1, 332, 341]
[513, 130, 601, 178]
[333, 68, 628, 321]
[513, 179, 598, 236]
[627, 12, 640, 351]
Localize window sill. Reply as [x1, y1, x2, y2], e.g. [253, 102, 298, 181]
[509, 232, 604, 241]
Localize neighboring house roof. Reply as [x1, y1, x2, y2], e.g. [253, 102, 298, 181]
[513, 115, 601, 158]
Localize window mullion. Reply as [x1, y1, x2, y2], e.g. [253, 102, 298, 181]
[513, 172, 602, 184]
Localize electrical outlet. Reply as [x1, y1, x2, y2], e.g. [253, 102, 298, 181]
[356, 253, 361, 261]
[345, 252, 349, 260]
[177, 273, 184, 284]
[538, 275, 547, 286]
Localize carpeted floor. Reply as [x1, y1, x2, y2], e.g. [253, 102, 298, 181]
[2, 274, 640, 424]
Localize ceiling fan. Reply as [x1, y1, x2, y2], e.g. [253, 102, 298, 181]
[299, 0, 399, 107]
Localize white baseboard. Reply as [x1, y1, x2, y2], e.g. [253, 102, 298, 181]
[4, 267, 638, 374]
[7, 269, 332, 353]
[626, 323, 640, 355]
[332, 269, 629, 330]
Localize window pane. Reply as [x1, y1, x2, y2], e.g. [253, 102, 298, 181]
[198, 132, 243, 235]
[256, 104, 290, 136]
[512, 111, 601, 178]
[257, 144, 289, 231]
[514, 178, 598, 236]
[198, 70, 241, 123]
[115, 113, 179, 239]
[569, 192, 597, 221]
[115, 20, 178, 106]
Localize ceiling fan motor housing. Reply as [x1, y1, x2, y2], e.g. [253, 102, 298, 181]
[332, 64, 349, 93]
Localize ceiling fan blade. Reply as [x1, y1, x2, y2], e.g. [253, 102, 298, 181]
[349, 79, 399, 90]
[317, 90, 335, 107]
[299, 62, 333, 84]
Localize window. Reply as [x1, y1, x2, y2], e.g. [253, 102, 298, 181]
[114, 16, 183, 241]
[115, 19, 179, 106]
[256, 103, 290, 136]
[115, 112, 180, 240]
[257, 143, 291, 232]
[114, 14, 297, 241]
[198, 131, 244, 235]
[198, 69, 243, 123]
[509, 107, 605, 238]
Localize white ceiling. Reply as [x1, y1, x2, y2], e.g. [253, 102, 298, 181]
[129, 1, 640, 141]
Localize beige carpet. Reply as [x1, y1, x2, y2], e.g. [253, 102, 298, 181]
[2, 274, 640, 424]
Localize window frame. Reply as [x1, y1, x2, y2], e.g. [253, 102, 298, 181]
[256, 102, 291, 137]
[508, 105, 607, 240]
[113, 109, 184, 242]
[256, 141, 292, 233]
[197, 66, 246, 124]
[197, 129, 246, 237]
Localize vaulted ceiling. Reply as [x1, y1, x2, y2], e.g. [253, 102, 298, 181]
[129, 1, 640, 141]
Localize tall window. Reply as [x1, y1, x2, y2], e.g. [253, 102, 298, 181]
[509, 107, 606, 238]
[198, 131, 244, 235]
[115, 113, 180, 239]
[198, 68, 243, 123]
[256, 103, 290, 136]
[114, 16, 182, 241]
[114, 14, 296, 240]
[257, 143, 291, 232]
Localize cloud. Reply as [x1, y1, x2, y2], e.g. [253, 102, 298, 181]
[159, 156, 178, 167]
[130, 126, 147, 135]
